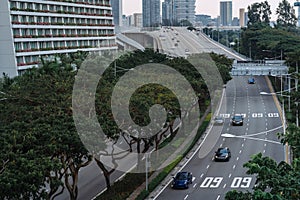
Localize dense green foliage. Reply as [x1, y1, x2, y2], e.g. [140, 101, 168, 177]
[226, 153, 300, 200]
[0, 49, 233, 199]
[225, 1, 300, 199]
[0, 62, 91, 200]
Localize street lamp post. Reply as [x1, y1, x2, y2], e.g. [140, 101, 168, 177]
[114, 61, 134, 77]
[145, 152, 149, 191]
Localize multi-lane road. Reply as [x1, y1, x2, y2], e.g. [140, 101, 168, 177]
[148, 27, 246, 60]
[154, 76, 284, 200]
[58, 27, 285, 200]
[149, 27, 285, 200]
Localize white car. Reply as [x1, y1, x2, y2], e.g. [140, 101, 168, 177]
[213, 116, 224, 125]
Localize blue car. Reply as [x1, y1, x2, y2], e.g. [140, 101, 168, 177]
[248, 77, 255, 84]
[171, 172, 193, 189]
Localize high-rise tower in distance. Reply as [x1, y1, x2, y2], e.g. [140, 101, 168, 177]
[220, 1, 232, 26]
[142, 0, 160, 27]
[111, 0, 122, 27]
[162, 0, 195, 26]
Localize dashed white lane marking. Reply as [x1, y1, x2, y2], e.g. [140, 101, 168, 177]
[184, 194, 188, 200]
[264, 143, 267, 147]
[223, 184, 227, 188]
[236, 157, 239, 161]
[223, 138, 226, 141]
[246, 127, 249, 131]
[193, 183, 197, 188]
[263, 150, 266, 154]
[239, 150, 242, 154]
[233, 165, 236, 169]
[228, 173, 232, 178]
[219, 143, 223, 147]
[243, 138, 246, 141]
[241, 143, 244, 147]
[200, 173, 204, 178]
[206, 165, 210, 169]
[119, 141, 123, 144]
[216, 195, 221, 200]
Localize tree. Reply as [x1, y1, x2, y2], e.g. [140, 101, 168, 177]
[226, 153, 300, 199]
[0, 54, 92, 200]
[279, 124, 300, 159]
[247, 1, 271, 28]
[276, 0, 297, 28]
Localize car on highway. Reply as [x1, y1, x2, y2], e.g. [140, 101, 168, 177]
[248, 77, 255, 84]
[171, 171, 193, 189]
[214, 147, 231, 161]
[231, 114, 244, 126]
[213, 116, 224, 125]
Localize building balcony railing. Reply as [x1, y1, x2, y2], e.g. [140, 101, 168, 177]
[11, 21, 115, 27]
[17, 61, 39, 66]
[50, 0, 111, 7]
[15, 44, 117, 53]
[13, 34, 115, 38]
[10, 7, 113, 17]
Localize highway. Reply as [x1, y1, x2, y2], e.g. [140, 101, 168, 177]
[58, 27, 284, 200]
[149, 27, 285, 200]
[148, 27, 246, 61]
[154, 76, 284, 200]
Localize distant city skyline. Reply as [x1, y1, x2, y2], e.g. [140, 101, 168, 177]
[122, 0, 298, 20]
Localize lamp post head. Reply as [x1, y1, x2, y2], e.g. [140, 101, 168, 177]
[221, 133, 236, 138]
[260, 92, 271, 95]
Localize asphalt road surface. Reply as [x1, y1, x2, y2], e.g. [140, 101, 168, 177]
[155, 76, 284, 200]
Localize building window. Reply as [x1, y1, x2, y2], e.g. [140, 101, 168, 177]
[10, 2, 17, 9]
[17, 57, 24, 64]
[15, 43, 21, 51]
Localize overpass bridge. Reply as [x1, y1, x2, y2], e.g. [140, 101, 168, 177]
[116, 27, 288, 76]
[116, 33, 145, 51]
[231, 60, 288, 76]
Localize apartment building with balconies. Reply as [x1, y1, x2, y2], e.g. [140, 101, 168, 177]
[0, 0, 117, 77]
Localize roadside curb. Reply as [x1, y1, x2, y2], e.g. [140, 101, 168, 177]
[126, 87, 226, 200]
[126, 106, 209, 200]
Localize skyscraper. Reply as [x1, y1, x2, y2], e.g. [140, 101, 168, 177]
[162, 0, 175, 26]
[220, 1, 232, 26]
[175, 0, 195, 25]
[142, 0, 160, 27]
[111, 0, 122, 27]
[0, 0, 117, 77]
[239, 8, 245, 27]
[162, 0, 196, 26]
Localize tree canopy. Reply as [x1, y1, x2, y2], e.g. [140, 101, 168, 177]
[0, 49, 233, 199]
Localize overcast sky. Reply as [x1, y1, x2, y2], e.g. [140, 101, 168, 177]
[122, 0, 298, 20]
